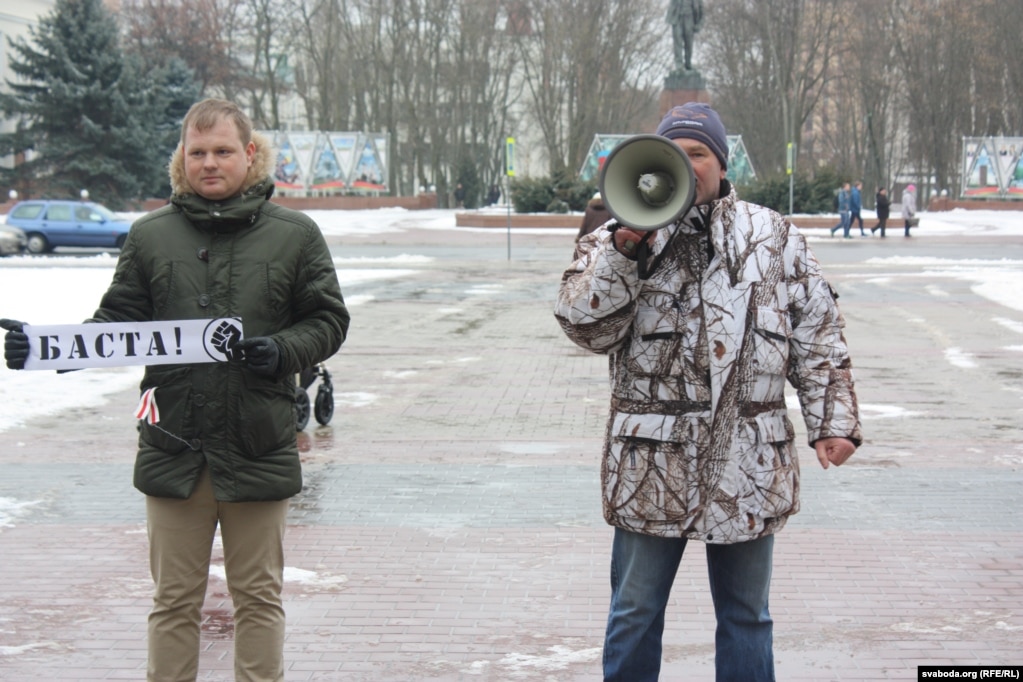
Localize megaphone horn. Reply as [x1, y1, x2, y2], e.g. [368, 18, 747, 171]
[598, 134, 696, 232]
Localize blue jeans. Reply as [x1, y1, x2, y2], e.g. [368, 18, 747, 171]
[830, 211, 851, 237]
[603, 528, 775, 682]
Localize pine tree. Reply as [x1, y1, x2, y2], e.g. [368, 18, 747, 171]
[0, 0, 197, 209]
[145, 57, 203, 199]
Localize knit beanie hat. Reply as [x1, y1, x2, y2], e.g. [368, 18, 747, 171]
[656, 102, 729, 169]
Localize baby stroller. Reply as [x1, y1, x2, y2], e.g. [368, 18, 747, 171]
[295, 363, 334, 430]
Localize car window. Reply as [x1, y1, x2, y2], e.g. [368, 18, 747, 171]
[10, 204, 44, 219]
[46, 204, 73, 221]
[90, 204, 117, 220]
[75, 206, 104, 222]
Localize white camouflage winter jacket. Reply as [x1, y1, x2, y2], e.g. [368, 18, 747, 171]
[555, 186, 861, 544]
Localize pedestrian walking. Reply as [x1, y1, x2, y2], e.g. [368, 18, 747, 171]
[872, 187, 891, 237]
[830, 182, 852, 238]
[851, 181, 866, 235]
[901, 184, 917, 237]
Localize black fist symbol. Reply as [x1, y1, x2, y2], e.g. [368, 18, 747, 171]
[210, 321, 243, 360]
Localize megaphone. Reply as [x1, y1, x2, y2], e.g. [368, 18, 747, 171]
[598, 134, 696, 231]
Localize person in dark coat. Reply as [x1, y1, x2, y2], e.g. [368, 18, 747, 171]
[575, 192, 612, 245]
[2, 98, 350, 681]
[871, 187, 891, 237]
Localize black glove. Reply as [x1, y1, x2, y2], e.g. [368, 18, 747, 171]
[1, 319, 29, 370]
[237, 336, 281, 376]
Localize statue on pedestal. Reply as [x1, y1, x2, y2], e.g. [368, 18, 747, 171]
[669, 0, 703, 73]
[665, 0, 706, 91]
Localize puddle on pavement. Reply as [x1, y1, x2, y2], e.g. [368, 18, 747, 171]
[201, 608, 234, 639]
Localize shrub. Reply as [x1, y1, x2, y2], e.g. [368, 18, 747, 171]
[509, 176, 555, 213]
[738, 167, 843, 214]
[510, 173, 597, 213]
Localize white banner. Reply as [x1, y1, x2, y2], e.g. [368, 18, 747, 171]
[22, 318, 244, 371]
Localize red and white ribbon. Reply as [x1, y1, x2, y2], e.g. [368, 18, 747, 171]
[134, 387, 160, 425]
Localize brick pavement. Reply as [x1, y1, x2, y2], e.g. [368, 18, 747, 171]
[0, 226, 1021, 680]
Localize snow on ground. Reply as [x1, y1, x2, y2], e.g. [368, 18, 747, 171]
[0, 207, 1021, 436]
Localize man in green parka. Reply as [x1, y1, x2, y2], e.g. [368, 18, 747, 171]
[3, 98, 350, 681]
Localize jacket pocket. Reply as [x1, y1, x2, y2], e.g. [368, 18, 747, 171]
[604, 414, 709, 523]
[751, 306, 791, 376]
[625, 292, 686, 376]
[137, 366, 193, 455]
[238, 373, 297, 457]
[745, 412, 798, 518]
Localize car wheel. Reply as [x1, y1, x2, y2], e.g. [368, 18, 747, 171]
[26, 233, 50, 254]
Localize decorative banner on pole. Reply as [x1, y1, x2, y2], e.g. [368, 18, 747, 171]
[22, 318, 244, 371]
[505, 137, 516, 177]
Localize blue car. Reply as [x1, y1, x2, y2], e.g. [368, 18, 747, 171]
[5, 199, 132, 254]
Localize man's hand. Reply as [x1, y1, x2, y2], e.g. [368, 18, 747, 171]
[237, 336, 281, 376]
[814, 437, 856, 469]
[1, 318, 29, 370]
[612, 227, 650, 260]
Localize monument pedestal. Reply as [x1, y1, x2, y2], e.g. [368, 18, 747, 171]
[660, 70, 710, 116]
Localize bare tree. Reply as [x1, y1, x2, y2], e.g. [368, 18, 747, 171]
[890, 0, 981, 194]
[121, 0, 246, 95]
[701, 0, 844, 176]
[289, 0, 521, 202]
[987, 3, 1023, 134]
[114, 0, 1022, 201]
[237, 0, 303, 128]
[844, 0, 902, 199]
[510, 0, 666, 175]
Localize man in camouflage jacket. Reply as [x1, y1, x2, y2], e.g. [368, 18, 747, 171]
[554, 103, 861, 682]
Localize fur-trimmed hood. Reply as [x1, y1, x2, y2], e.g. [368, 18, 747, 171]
[167, 131, 275, 197]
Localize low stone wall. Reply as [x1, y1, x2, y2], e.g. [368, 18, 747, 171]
[927, 196, 1023, 211]
[456, 212, 839, 229]
[455, 212, 580, 228]
[141, 193, 439, 213]
[454, 212, 919, 230]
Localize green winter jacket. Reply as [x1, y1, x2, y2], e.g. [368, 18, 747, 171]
[91, 133, 350, 501]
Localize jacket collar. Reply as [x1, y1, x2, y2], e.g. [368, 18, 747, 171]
[171, 180, 274, 231]
[166, 130, 276, 230]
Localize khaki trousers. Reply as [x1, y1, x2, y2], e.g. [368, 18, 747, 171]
[146, 466, 289, 682]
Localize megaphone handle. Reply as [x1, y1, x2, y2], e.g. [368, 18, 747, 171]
[637, 237, 653, 280]
[636, 225, 686, 281]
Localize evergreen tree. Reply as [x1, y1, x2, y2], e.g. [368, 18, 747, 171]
[0, 0, 197, 209]
[140, 57, 203, 199]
